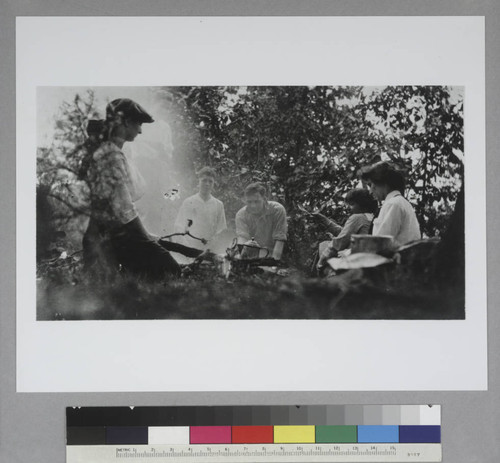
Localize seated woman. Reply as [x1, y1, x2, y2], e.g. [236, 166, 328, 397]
[360, 161, 421, 247]
[82, 98, 183, 280]
[316, 188, 378, 270]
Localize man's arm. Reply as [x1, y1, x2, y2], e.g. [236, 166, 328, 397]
[330, 214, 366, 251]
[271, 204, 288, 260]
[272, 240, 285, 260]
[311, 212, 342, 235]
[235, 209, 251, 244]
[215, 201, 227, 235]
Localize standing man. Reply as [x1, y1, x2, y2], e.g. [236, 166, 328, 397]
[174, 167, 227, 250]
[235, 182, 287, 260]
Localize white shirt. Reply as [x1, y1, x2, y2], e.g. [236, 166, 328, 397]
[373, 190, 421, 247]
[174, 193, 227, 249]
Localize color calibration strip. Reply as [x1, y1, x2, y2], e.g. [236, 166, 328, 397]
[67, 405, 441, 427]
[68, 424, 441, 445]
[67, 406, 441, 462]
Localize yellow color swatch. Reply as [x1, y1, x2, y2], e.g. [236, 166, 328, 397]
[274, 426, 316, 443]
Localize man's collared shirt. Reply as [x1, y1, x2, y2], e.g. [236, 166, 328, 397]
[373, 190, 421, 247]
[235, 200, 287, 251]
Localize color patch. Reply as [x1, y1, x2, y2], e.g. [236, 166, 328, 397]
[232, 406, 253, 426]
[194, 407, 214, 426]
[105, 426, 148, 444]
[315, 425, 357, 443]
[363, 405, 383, 425]
[400, 405, 421, 425]
[190, 426, 231, 444]
[232, 426, 274, 444]
[251, 406, 271, 425]
[307, 406, 327, 426]
[274, 426, 315, 443]
[420, 406, 441, 425]
[214, 408, 233, 426]
[67, 426, 106, 445]
[358, 426, 399, 443]
[325, 405, 345, 425]
[148, 426, 190, 444]
[399, 425, 441, 443]
[382, 405, 401, 425]
[270, 407, 290, 425]
[344, 405, 363, 425]
[289, 406, 308, 425]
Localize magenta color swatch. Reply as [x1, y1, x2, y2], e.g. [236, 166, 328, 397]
[190, 426, 232, 444]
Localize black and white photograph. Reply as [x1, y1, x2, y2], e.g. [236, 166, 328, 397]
[4, 7, 498, 463]
[16, 16, 486, 392]
[36, 85, 465, 320]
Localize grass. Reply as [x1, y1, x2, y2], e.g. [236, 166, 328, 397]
[36, 259, 465, 320]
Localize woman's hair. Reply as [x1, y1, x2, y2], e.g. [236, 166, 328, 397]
[77, 120, 109, 180]
[244, 182, 267, 197]
[345, 188, 378, 213]
[360, 161, 406, 193]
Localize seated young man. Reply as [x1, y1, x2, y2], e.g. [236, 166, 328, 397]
[174, 167, 227, 250]
[235, 182, 287, 260]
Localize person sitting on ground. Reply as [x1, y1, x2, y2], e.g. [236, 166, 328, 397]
[235, 182, 287, 261]
[174, 166, 227, 250]
[316, 188, 378, 270]
[81, 98, 182, 280]
[360, 160, 421, 247]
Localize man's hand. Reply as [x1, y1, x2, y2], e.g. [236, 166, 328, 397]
[317, 245, 336, 270]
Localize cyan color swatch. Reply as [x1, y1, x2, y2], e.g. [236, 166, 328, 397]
[357, 425, 399, 443]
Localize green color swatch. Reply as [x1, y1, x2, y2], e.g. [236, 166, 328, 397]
[315, 425, 357, 443]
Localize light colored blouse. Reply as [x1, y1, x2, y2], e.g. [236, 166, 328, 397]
[88, 141, 140, 226]
[330, 212, 374, 251]
[373, 190, 421, 247]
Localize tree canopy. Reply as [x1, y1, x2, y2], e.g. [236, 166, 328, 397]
[37, 86, 463, 269]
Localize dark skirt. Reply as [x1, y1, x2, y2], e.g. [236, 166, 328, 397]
[83, 217, 181, 280]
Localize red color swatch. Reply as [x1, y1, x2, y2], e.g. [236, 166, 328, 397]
[232, 426, 274, 444]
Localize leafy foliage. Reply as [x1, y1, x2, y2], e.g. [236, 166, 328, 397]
[156, 85, 463, 269]
[36, 91, 99, 259]
[37, 86, 463, 272]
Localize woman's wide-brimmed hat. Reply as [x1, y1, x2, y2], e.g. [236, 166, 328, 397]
[106, 98, 154, 124]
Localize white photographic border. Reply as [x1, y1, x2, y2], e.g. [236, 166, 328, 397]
[16, 16, 486, 392]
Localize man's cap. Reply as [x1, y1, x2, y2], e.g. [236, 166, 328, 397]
[106, 98, 154, 123]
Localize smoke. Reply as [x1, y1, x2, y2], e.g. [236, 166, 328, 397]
[37, 86, 238, 263]
[124, 116, 180, 237]
[38, 86, 195, 237]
